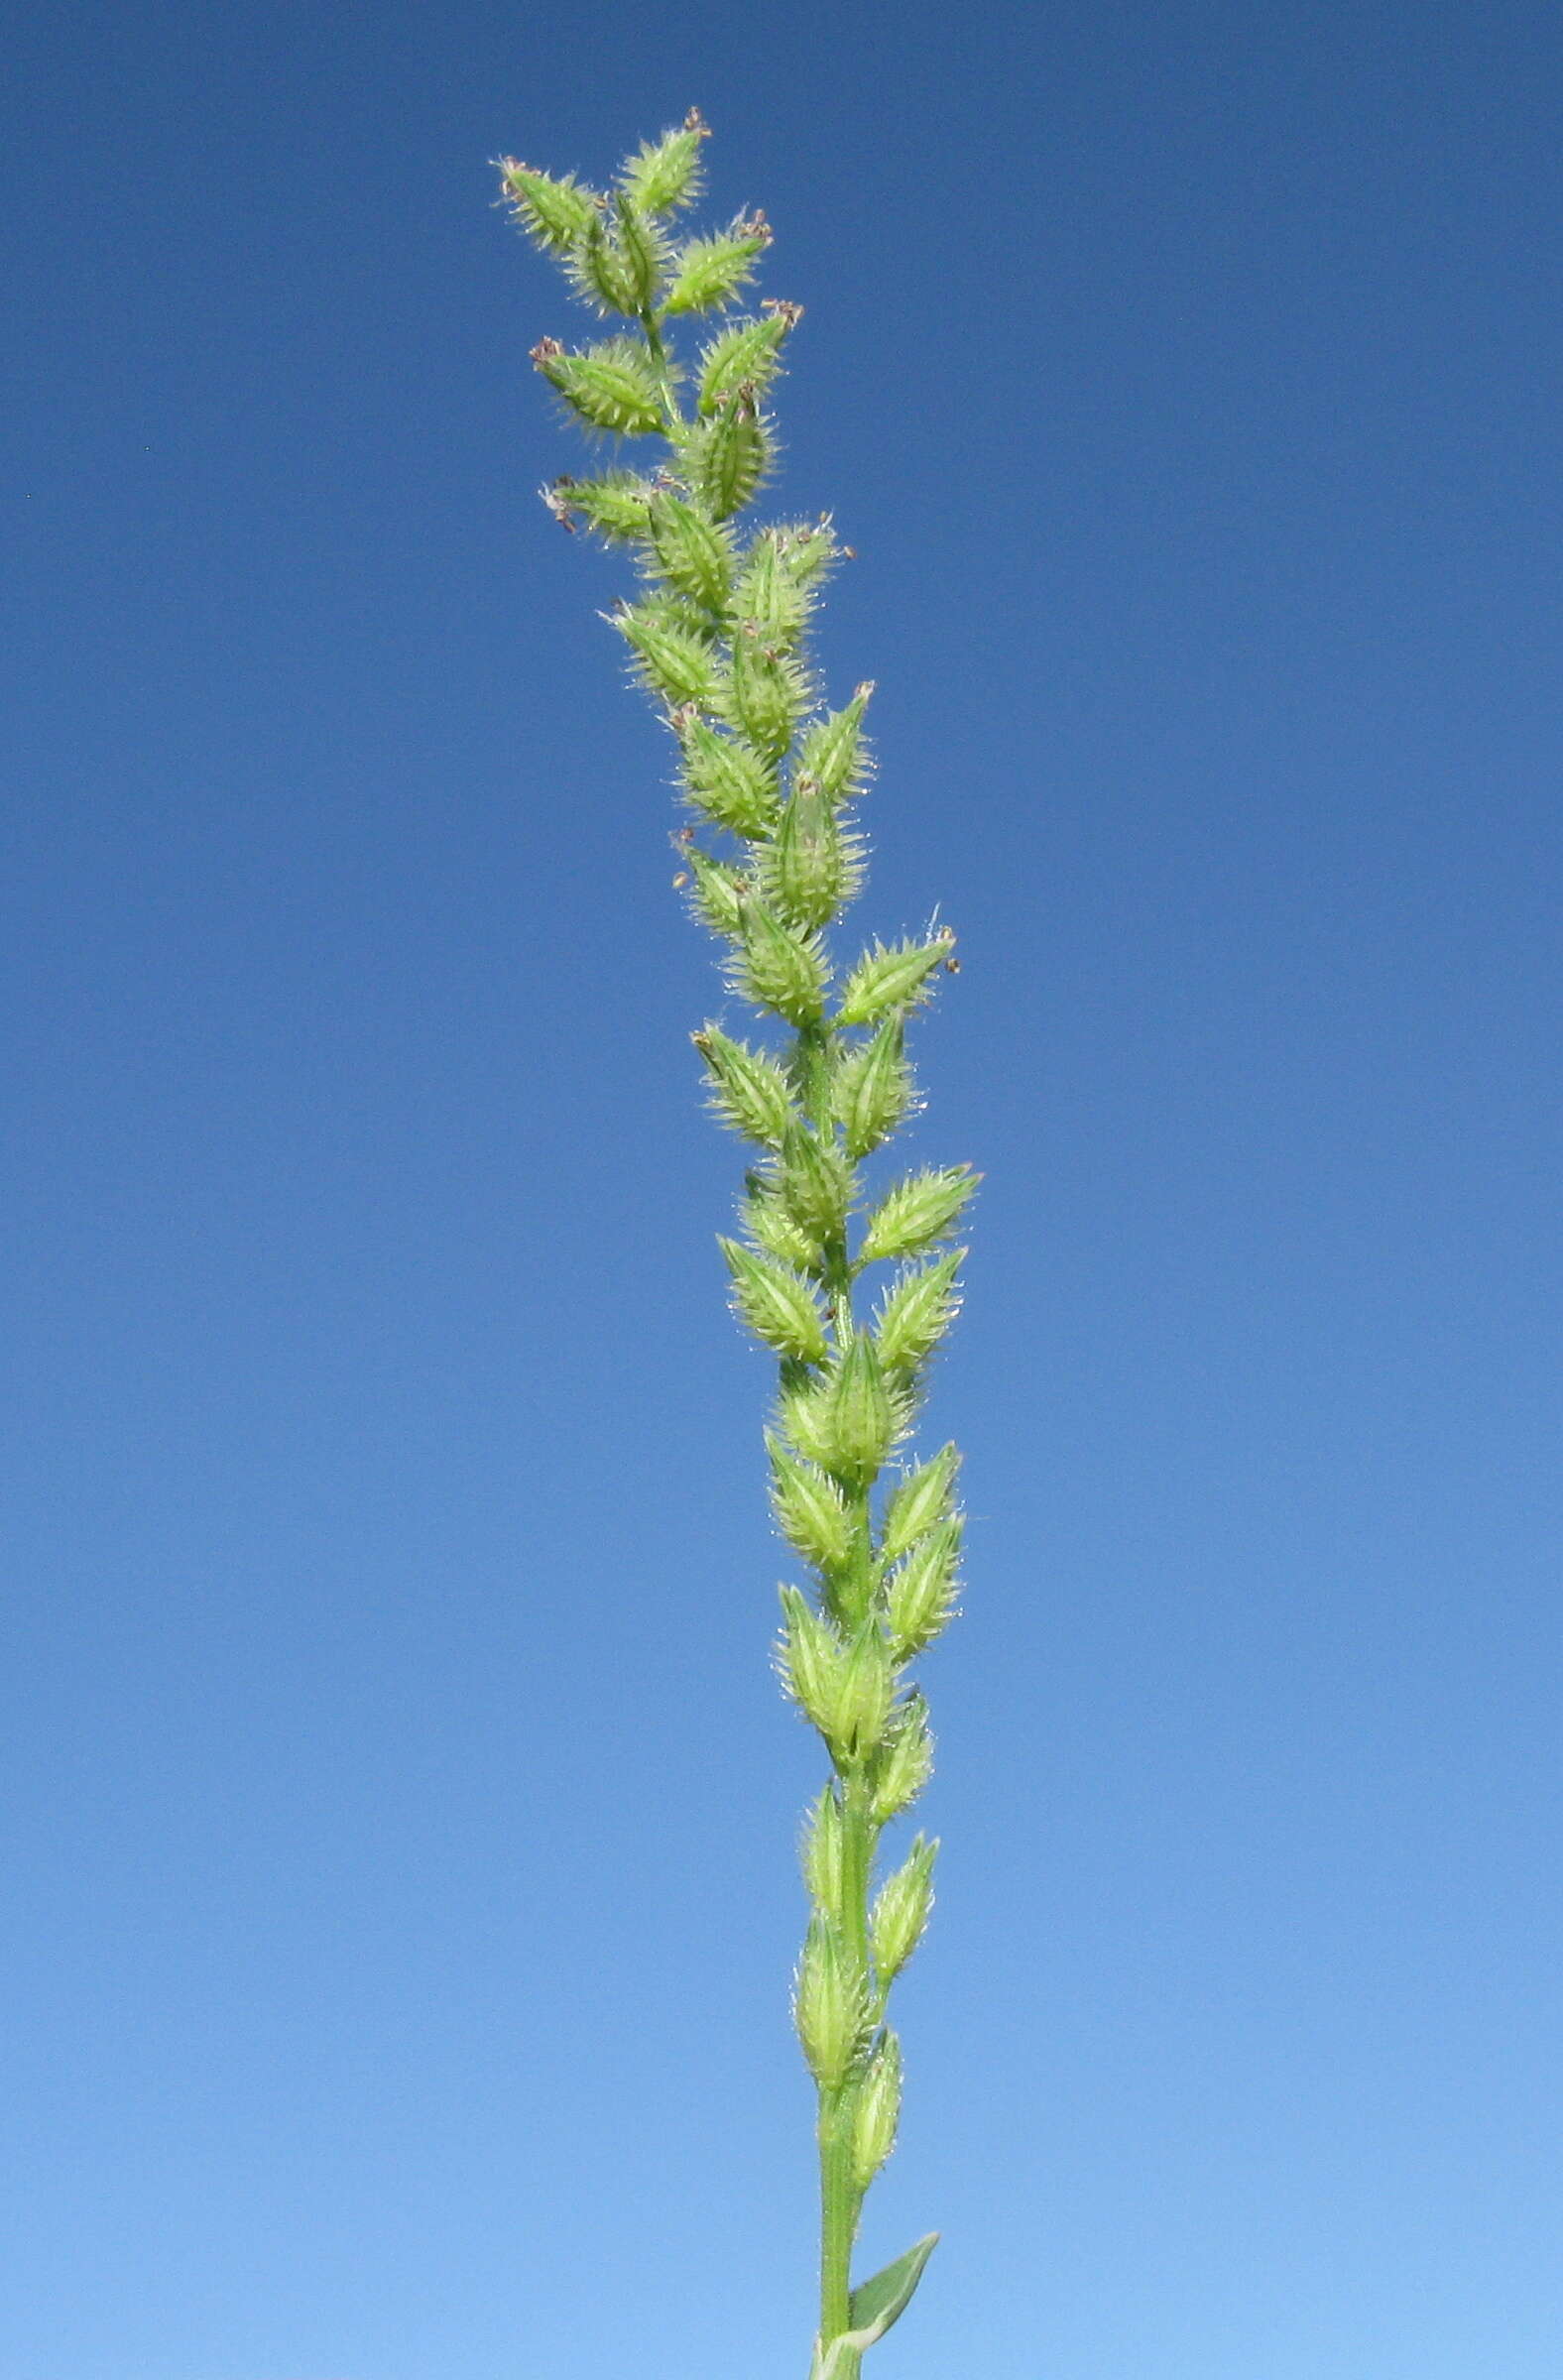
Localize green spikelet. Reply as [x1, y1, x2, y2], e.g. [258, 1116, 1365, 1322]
[734, 526, 822, 650]
[850, 2030, 902, 2191]
[815, 1333, 898, 1490]
[730, 900, 829, 1026]
[858, 1165, 979, 1265]
[697, 305, 798, 416]
[662, 216, 772, 313]
[500, 160, 601, 253]
[832, 1014, 914, 1160]
[835, 930, 955, 1027]
[874, 1250, 965, 1376]
[760, 782, 855, 931]
[684, 847, 748, 939]
[547, 472, 656, 541]
[885, 1519, 962, 1660]
[648, 491, 733, 610]
[797, 683, 874, 803]
[793, 1911, 867, 2088]
[615, 598, 721, 708]
[879, 1445, 961, 1566]
[801, 1785, 847, 1910]
[720, 1239, 830, 1364]
[869, 1838, 937, 1981]
[613, 193, 664, 309]
[776, 1122, 853, 1250]
[870, 1691, 934, 1823]
[692, 1026, 794, 1147]
[741, 1172, 820, 1272]
[618, 112, 707, 216]
[685, 389, 771, 521]
[723, 628, 810, 760]
[673, 710, 778, 837]
[770, 1438, 857, 1577]
[533, 336, 666, 436]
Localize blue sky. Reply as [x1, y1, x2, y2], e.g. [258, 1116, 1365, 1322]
[6, 4, 1562, 2376]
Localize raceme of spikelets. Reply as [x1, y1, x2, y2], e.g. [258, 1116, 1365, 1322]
[501, 112, 974, 2380]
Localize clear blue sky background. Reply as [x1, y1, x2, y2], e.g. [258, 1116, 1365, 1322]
[6, 4, 1561, 2377]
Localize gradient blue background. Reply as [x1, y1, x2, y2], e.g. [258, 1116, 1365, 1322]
[6, 4, 1561, 2376]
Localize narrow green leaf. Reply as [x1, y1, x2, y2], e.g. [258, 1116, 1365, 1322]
[846, 2232, 939, 2345]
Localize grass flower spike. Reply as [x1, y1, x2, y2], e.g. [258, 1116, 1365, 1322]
[500, 114, 974, 2380]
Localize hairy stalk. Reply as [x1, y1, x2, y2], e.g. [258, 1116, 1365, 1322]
[498, 112, 972, 2378]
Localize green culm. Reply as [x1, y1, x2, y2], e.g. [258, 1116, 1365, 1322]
[499, 112, 975, 2380]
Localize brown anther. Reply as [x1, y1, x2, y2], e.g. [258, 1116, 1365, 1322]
[540, 483, 577, 533]
[683, 106, 710, 135]
[530, 336, 563, 366]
